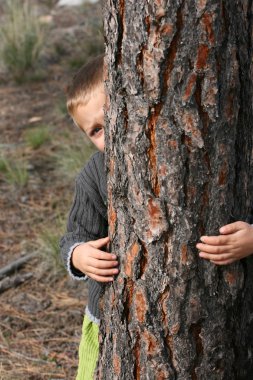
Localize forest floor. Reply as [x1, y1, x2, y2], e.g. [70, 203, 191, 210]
[0, 1, 103, 379]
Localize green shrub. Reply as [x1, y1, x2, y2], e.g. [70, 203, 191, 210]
[0, 156, 29, 188]
[0, 0, 45, 82]
[38, 218, 66, 275]
[24, 126, 51, 149]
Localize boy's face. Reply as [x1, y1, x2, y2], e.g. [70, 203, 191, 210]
[74, 85, 106, 152]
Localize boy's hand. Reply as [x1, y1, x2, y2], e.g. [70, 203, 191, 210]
[72, 236, 119, 282]
[196, 221, 253, 265]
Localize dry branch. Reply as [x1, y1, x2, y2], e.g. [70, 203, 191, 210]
[0, 273, 33, 294]
[0, 253, 35, 280]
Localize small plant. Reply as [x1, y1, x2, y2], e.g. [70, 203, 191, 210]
[24, 126, 51, 149]
[38, 219, 66, 275]
[0, 157, 8, 173]
[0, 156, 29, 188]
[0, 0, 45, 82]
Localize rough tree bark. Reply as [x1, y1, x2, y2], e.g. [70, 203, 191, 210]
[98, 1, 253, 379]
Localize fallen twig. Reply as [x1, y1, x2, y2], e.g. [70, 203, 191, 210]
[0, 344, 48, 364]
[0, 273, 33, 294]
[0, 253, 36, 280]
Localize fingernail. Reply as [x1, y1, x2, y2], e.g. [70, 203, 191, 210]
[112, 254, 117, 259]
[200, 236, 206, 242]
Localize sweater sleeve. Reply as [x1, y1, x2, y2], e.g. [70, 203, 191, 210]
[59, 175, 108, 280]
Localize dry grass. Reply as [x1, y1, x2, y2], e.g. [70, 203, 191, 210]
[0, 273, 87, 379]
[0, 0, 46, 82]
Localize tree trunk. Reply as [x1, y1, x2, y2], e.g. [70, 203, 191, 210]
[99, 1, 253, 379]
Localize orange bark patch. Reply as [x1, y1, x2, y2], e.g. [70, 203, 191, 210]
[184, 134, 192, 148]
[181, 244, 187, 265]
[135, 288, 147, 323]
[148, 198, 161, 218]
[147, 198, 164, 232]
[109, 158, 115, 176]
[108, 202, 117, 236]
[171, 323, 180, 335]
[113, 354, 121, 376]
[125, 241, 140, 277]
[156, 6, 166, 20]
[168, 139, 178, 149]
[159, 164, 167, 177]
[196, 44, 209, 69]
[182, 111, 203, 148]
[126, 279, 134, 323]
[148, 198, 161, 224]
[145, 15, 151, 35]
[148, 110, 160, 196]
[160, 23, 173, 35]
[201, 13, 215, 45]
[157, 369, 170, 380]
[110, 291, 116, 306]
[119, 0, 125, 31]
[218, 161, 228, 186]
[143, 330, 159, 355]
[160, 289, 170, 321]
[183, 73, 197, 102]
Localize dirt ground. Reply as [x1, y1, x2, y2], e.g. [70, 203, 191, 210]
[0, 2, 102, 379]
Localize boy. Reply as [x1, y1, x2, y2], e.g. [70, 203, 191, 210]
[60, 55, 118, 380]
[60, 54, 253, 379]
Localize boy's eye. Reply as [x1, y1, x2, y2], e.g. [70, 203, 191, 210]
[90, 125, 103, 137]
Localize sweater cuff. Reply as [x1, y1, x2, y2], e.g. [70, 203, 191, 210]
[67, 242, 88, 281]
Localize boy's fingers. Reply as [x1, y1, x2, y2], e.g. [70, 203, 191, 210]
[196, 242, 230, 254]
[210, 259, 235, 266]
[88, 257, 118, 269]
[199, 252, 231, 261]
[86, 272, 114, 283]
[90, 249, 117, 261]
[199, 235, 228, 246]
[89, 236, 110, 249]
[219, 221, 247, 234]
[86, 266, 119, 277]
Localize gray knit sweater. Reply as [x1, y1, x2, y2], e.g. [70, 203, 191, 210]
[59, 151, 108, 324]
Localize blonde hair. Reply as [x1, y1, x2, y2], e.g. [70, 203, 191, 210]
[66, 54, 104, 117]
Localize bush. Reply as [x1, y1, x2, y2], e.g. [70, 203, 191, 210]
[0, 0, 45, 82]
[24, 125, 51, 149]
[0, 156, 29, 188]
[38, 218, 66, 276]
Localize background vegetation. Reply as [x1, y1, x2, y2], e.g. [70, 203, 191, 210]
[0, 1, 103, 378]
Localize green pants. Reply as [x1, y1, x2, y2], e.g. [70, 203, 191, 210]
[76, 315, 99, 380]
